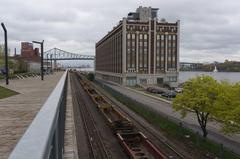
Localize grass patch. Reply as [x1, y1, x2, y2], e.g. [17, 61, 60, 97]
[0, 86, 18, 99]
[95, 80, 240, 159]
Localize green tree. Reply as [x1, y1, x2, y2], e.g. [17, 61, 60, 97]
[87, 73, 95, 81]
[15, 59, 28, 73]
[0, 45, 3, 67]
[214, 82, 240, 133]
[173, 76, 219, 137]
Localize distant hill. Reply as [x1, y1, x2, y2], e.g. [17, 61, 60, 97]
[180, 60, 240, 72]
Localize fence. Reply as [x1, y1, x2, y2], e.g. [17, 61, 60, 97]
[9, 71, 68, 159]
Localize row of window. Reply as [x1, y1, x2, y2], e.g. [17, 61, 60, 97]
[126, 25, 177, 33]
[167, 76, 177, 82]
[127, 34, 177, 41]
[127, 33, 149, 40]
[157, 27, 177, 33]
[127, 25, 149, 31]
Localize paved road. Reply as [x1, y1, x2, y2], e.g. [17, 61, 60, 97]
[103, 81, 240, 155]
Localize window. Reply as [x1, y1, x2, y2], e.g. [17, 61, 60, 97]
[161, 35, 164, 40]
[127, 34, 131, 39]
[172, 43, 176, 47]
[127, 41, 131, 47]
[144, 41, 148, 47]
[144, 34, 148, 40]
[172, 57, 176, 62]
[132, 41, 135, 46]
[132, 34, 135, 39]
[167, 76, 177, 82]
[161, 41, 164, 46]
[127, 48, 131, 53]
[139, 34, 143, 39]
[173, 35, 176, 40]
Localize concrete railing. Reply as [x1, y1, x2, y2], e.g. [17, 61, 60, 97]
[9, 71, 68, 159]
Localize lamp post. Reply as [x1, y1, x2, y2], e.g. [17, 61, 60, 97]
[50, 54, 53, 73]
[32, 40, 44, 80]
[46, 54, 49, 73]
[1, 23, 9, 85]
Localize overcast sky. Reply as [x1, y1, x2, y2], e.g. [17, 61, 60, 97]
[0, 0, 240, 62]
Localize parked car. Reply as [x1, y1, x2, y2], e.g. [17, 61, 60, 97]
[155, 89, 165, 94]
[174, 87, 183, 93]
[146, 87, 153, 92]
[161, 91, 176, 98]
[146, 87, 164, 94]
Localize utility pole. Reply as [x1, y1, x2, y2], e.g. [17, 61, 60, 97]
[1, 23, 9, 85]
[32, 40, 44, 80]
[46, 54, 48, 73]
[50, 54, 53, 73]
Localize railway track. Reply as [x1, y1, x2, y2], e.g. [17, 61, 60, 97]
[93, 82, 187, 159]
[76, 71, 187, 159]
[74, 72, 170, 159]
[70, 73, 111, 159]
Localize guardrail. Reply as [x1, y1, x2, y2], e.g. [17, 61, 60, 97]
[9, 71, 68, 159]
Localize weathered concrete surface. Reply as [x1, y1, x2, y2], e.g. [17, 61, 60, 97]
[0, 72, 63, 159]
[64, 75, 79, 159]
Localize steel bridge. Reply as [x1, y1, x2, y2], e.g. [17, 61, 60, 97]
[43, 48, 95, 60]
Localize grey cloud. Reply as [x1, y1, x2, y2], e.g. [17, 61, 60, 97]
[0, 0, 240, 63]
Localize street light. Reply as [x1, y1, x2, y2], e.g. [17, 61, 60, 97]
[46, 54, 49, 73]
[32, 40, 44, 81]
[50, 54, 53, 73]
[1, 23, 9, 85]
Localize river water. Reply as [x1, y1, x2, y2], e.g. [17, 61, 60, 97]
[179, 71, 240, 83]
[76, 68, 240, 84]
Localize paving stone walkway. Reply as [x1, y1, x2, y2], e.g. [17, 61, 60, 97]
[0, 72, 63, 159]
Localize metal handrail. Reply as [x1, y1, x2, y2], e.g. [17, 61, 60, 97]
[9, 71, 68, 159]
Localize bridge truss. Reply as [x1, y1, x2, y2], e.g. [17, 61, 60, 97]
[43, 48, 95, 60]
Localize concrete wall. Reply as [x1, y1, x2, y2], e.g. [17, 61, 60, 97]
[95, 71, 178, 87]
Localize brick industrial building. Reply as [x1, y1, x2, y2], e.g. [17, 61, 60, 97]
[17, 42, 41, 72]
[95, 6, 180, 87]
[21, 42, 40, 61]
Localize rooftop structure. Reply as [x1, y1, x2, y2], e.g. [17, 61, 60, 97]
[127, 6, 159, 21]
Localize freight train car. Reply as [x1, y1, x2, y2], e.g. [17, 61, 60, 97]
[76, 72, 167, 159]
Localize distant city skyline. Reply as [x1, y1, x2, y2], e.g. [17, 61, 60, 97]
[0, 0, 240, 63]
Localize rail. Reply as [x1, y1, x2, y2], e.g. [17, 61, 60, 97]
[9, 71, 68, 159]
